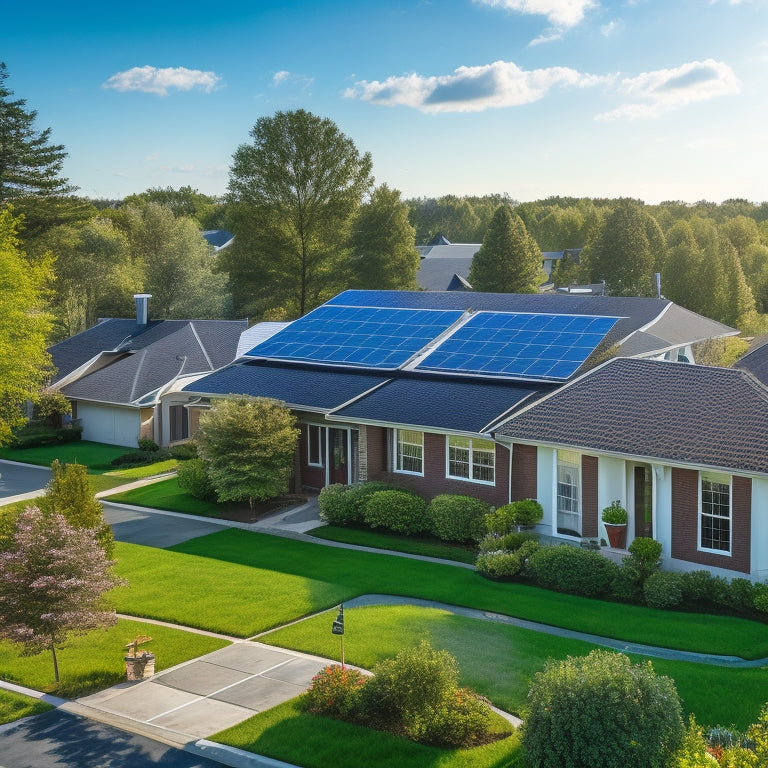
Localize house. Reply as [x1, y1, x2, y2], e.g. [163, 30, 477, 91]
[416, 237, 479, 291]
[492, 357, 768, 582]
[166, 290, 740, 571]
[48, 295, 247, 447]
[541, 248, 583, 279]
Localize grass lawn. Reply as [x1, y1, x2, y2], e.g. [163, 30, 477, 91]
[212, 699, 523, 768]
[0, 690, 54, 726]
[0, 441, 129, 470]
[308, 525, 477, 565]
[136, 529, 768, 659]
[103, 476, 223, 516]
[261, 603, 768, 729]
[0, 618, 229, 700]
[89, 460, 178, 493]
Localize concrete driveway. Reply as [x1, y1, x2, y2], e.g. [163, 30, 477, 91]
[0, 459, 51, 500]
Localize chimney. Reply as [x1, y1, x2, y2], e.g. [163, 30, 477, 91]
[134, 294, 152, 325]
[653, 272, 662, 299]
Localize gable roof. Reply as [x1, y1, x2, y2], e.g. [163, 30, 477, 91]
[494, 357, 768, 475]
[734, 338, 768, 387]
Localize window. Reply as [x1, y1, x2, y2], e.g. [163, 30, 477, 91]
[700, 471, 731, 553]
[557, 450, 581, 536]
[395, 429, 423, 475]
[307, 425, 324, 467]
[447, 436, 495, 484]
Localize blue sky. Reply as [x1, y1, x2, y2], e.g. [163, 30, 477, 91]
[3, 0, 767, 203]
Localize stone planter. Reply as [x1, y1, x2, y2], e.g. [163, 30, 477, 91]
[604, 523, 627, 549]
[125, 653, 156, 680]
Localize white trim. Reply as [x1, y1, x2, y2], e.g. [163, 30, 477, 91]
[393, 428, 424, 476]
[698, 470, 733, 556]
[445, 435, 496, 486]
[307, 424, 325, 468]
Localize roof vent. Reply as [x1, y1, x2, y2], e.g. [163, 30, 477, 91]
[134, 294, 152, 325]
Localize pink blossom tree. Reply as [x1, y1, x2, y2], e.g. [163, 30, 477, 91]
[0, 507, 123, 683]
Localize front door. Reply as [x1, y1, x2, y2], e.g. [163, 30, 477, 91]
[633, 465, 653, 539]
[329, 428, 348, 485]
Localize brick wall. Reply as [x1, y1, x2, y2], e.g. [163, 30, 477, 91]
[511, 443, 537, 501]
[671, 467, 751, 574]
[298, 424, 326, 490]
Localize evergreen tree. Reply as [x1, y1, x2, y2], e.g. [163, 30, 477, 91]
[468, 205, 543, 293]
[661, 221, 707, 313]
[349, 184, 419, 290]
[718, 234, 756, 326]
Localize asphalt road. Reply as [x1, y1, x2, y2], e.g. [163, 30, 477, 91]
[0, 709, 226, 768]
[0, 460, 51, 499]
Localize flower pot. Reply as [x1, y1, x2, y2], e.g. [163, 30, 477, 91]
[604, 523, 627, 549]
[125, 653, 156, 680]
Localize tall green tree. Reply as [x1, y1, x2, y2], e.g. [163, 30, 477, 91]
[122, 186, 223, 228]
[196, 397, 299, 505]
[718, 234, 756, 326]
[468, 205, 543, 293]
[0, 209, 53, 445]
[586, 202, 663, 297]
[661, 221, 707, 313]
[349, 184, 419, 290]
[226, 109, 373, 318]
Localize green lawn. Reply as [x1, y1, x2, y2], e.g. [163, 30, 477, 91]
[0, 441, 129, 469]
[0, 690, 54, 726]
[138, 529, 768, 659]
[309, 525, 478, 564]
[103, 476, 223, 515]
[0, 618, 229, 699]
[212, 699, 524, 768]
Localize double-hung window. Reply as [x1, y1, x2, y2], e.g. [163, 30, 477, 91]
[557, 450, 581, 537]
[700, 471, 731, 553]
[395, 429, 423, 475]
[446, 436, 495, 484]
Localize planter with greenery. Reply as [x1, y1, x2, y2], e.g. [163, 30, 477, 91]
[602, 500, 628, 549]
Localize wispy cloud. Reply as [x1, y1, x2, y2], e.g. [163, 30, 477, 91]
[103, 66, 221, 96]
[473, 0, 597, 27]
[272, 70, 314, 91]
[596, 59, 741, 120]
[345, 60, 608, 113]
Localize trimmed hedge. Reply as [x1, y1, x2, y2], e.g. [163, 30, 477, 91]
[363, 490, 429, 535]
[428, 494, 491, 543]
[11, 424, 82, 448]
[317, 481, 400, 527]
[528, 544, 619, 597]
[476, 540, 540, 580]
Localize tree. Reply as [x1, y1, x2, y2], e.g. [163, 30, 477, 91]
[523, 649, 684, 768]
[38, 460, 114, 558]
[196, 397, 299, 505]
[0, 507, 121, 683]
[468, 205, 543, 293]
[0, 209, 53, 445]
[122, 185, 223, 228]
[661, 221, 707, 313]
[226, 109, 373, 317]
[349, 184, 419, 290]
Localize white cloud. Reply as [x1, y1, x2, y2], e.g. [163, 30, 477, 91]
[271, 70, 314, 91]
[596, 59, 741, 120]
[473, 0, 597, 27]
[103, 66, 221, 96]
[600, 20, 620, 36]
[345, 60, 607, 113]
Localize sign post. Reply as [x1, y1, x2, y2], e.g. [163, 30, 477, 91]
[331, 604, 345, 669]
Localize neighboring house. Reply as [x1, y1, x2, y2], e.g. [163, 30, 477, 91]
[202, 229, 234, 252]
[541, 248, 582, 279]
[48, 295, 247, 447]
[492, 358, 768, 582]
[171, 290, 739, 574]
[734, 338, 768, 387]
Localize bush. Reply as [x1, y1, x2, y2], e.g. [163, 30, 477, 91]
[724, 578, 757, 613]
[523, 649, 684, 768]
[137, 437, 160, 452]
[528, 544, 619, 597]
[478, 530, 538, 553]
[484, 499, 543, 535]
[476, 540, 539, 580]
[363, 490, 428, 535]
[11, 424, 82, 448]
[644, 571, 686, 609]
[170, 441, 198, 460]
[753, 583, 768, 615]
[420, 688, 494, 748]
[601, 499, 628, 524]
[110, 449, 171, 467]
[428, 494, 491, 542]
[35, 391, 71, 427]
[612, 537, 663, 603]
[681, 570, 728, 606]
[176, 458, 216, 500]
[318, 484, 355, 526]
[302, 664, 366, 720]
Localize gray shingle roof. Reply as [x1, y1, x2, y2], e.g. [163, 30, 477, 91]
[735, 339, 768, 387]
[494, 358, 768, 475]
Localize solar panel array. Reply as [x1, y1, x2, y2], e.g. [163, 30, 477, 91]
[416, 311, 618, 380]
[245, 304, 464, 369]
[246, 300, 619, 381]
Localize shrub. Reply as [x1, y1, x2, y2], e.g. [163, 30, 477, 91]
[428, 494, 491, 542]
[302, 664, 366, 720]
[478, 530, 538, 553]
[318, 484, 355, 526]
[601, 499, 628, 524]
[348, 481, 400, 523]
[420, 688, 494, 748]
[644, 571, 686, 609]
[612, 537, 663, 603]
[528, 544, 619, 597]
[753, 583, 768, 615]
[11, 424, 82, 448]
[724, 578, 757, 613]
[629, 536, 663, 564]
[176, 458, 216, 500]
[110, 449, 170, 467]
[476, 539, 539, 579]
[137, 437, 160, 452]
[681, 570, 728, 606]
[170, 441, 198, 460]
[523, 649, 684, 768]
[363, 490, 428, 535]
[35, 391, 71, 427]
[485, 499, 543, 535]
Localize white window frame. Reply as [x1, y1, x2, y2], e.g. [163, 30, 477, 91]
[445, 435, 495, 485]
[556, 450, 582, 537]
[394, 429, 424, 476]
[699, 471, 732, 555]
[307, 424, 325, 468]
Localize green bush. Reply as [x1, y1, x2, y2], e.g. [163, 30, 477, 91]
[478, 530, 538, 553]
[11, 424, 82, 448]
[725, 578, 757, 613]
[753, 583, 768, 615]
[644, 571, 686, 609]
[170, 442, 199, 461]
[137, 437, 160, 452]
[363, 490, 428, 535]
[176, 458, 216, 500]
[523, 649, 684, 768]
[601, 499, 628, 524]
[628, 536, 663, 564]
[110, 449, 171, 467]
[612, 537, 663, 603]
[302, 664, 366, 720]
[419, 687, 494, 748]
[476, 540, 539, 580]
[318, 484, 355, 526]
[428, 494, 491, 542]
[681, 570, 728, 606]
[528, 544, 619, 597]
[484, 499, 543, 535]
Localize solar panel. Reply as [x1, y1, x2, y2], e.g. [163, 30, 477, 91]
[416, 312, 619, 380]
[244, 304, 464, 369]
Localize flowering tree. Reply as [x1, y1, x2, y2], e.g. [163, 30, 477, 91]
[0, 507, 123, 683]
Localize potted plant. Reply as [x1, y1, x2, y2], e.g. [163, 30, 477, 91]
[602, 500, 628, 549]
[124, 635, 155, 680]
